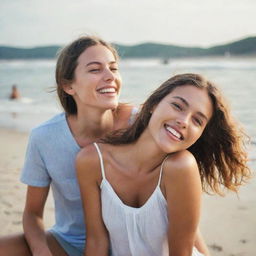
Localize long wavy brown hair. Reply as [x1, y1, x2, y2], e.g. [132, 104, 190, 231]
[102, 73, 251, 195]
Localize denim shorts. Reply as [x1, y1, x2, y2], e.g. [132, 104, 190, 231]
[49, 230, 84, 256]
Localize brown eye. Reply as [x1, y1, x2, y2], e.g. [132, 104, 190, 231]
[171, 103, 182, 110]
[110, 67, 118, 72]
[193, 117, 202, 126]
[89, 69, 100, 72]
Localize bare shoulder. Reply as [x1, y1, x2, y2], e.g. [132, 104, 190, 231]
[117, 102, 135, 112]
[163, 150, 200, 183]
[163, 150, 202, 201]
[76, 143, 101, 182]
[76, 143, 97, 165]
[115, 103, 137, 129]
[165, 150, 198, 170]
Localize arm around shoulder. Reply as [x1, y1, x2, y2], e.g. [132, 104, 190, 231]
[163, 150, 202, 256]
[76, 145, 109, 256]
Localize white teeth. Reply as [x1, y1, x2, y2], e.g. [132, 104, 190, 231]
[98, 88, 116, 93]
[165, 125, 181, 139]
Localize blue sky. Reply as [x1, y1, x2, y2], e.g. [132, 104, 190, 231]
[1, 0, 255, 47]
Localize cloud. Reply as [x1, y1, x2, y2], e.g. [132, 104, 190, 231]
[1, 0, 255, 47]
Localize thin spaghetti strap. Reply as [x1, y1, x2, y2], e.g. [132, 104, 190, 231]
[93, 143, 106, 180]
[157, 156, 169, 187]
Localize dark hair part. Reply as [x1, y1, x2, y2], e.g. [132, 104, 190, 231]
[56, 36, 119, 115]
[102, 73, 251, 194]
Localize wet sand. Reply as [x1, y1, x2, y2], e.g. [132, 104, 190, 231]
[0, 127, 255, 256]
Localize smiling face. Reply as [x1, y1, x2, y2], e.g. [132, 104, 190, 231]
[64, 44, 121, 111]
[148, 85, 213, 153]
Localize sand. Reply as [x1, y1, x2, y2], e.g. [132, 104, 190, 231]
[0, 128, 54, 235]
[0, 127, 255, 256]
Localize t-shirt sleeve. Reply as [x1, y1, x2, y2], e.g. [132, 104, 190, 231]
[20, 129, 51, 187]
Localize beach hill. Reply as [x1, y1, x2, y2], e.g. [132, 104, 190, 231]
[0, 36, 256, 59]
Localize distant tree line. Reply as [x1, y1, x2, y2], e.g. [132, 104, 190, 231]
[0, 37, 255, 59]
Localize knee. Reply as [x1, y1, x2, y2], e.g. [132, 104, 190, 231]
[0, 233, 31, 256]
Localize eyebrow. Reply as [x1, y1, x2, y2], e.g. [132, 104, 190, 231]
[172, 96, 209, 121]
[86, 61, 117, 67]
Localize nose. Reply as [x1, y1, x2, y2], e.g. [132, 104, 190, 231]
[176, 114, 189, 129]
[103, 68, 115, 82]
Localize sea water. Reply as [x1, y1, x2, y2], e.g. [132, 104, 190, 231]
[0, 57, 255, 146]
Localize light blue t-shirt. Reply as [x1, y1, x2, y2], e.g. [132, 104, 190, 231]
[21, 113, 85, 250]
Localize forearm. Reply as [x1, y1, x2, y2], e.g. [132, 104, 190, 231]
[23, 211, 51, 255]
[84, 237, 109, 256]
[168, 239, 194, 256]
[194, 229, 211, 256]
[168, 225, 199, 256]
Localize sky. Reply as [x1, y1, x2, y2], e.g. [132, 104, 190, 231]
[0, 0, 256, 48]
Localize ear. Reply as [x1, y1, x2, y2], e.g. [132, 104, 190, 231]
[62, 82, 75, 96]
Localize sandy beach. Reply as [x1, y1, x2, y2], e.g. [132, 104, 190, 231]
[0, 127, 255, 256]
[0, 128, 54, 235]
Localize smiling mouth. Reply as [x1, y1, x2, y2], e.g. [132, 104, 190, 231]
[97, 87, 117, 94]
[164, 124, 184, 140]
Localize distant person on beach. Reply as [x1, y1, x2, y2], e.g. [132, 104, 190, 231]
[77, 73, 251, 256]
[9, 84, 21, 100]
[0, 37, 209, 256]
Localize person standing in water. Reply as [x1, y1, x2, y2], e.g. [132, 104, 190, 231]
[9, 84, 21, 100]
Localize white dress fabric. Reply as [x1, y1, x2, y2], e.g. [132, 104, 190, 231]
[94, 143, 204, 256]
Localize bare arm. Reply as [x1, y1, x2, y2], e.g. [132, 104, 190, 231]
[23, 185, 52, 256]
[164, 151, 202, 256]
[76, 145, 109, 256]
[195, 228, 211, 256]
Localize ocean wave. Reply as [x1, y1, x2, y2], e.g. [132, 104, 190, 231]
[120, 58, 256, 70]
[0, 98, 60, 114]
[0, 59, 56, 69]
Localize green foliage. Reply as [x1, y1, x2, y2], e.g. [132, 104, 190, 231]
[0, 46, 60, 59]
[207, 37, 256, 55]
[114, 43, 205, 58]
[0, 37, 255, 59]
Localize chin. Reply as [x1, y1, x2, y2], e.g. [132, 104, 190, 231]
[158, 140, 184, 154]
[162, 146, 176, 154]
[103, 101, 119, 110]
[110, 100, 119, 108]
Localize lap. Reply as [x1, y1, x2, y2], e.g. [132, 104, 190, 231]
[49, 230, 83, 256]
[0, 233, 31, 256]
[0, 232, 68, 256]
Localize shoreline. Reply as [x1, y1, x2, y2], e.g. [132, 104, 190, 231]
[0, 127, 255, 256]
[1, 55, 256, 61]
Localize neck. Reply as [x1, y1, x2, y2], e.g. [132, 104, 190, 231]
[113, 129, 168, 173]
[67, 108, 115, 147]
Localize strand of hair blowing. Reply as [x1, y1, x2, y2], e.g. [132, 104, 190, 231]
[188, 91, 251, 195]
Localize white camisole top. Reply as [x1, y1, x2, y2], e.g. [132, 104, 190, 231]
[94, 143, 204, 256]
